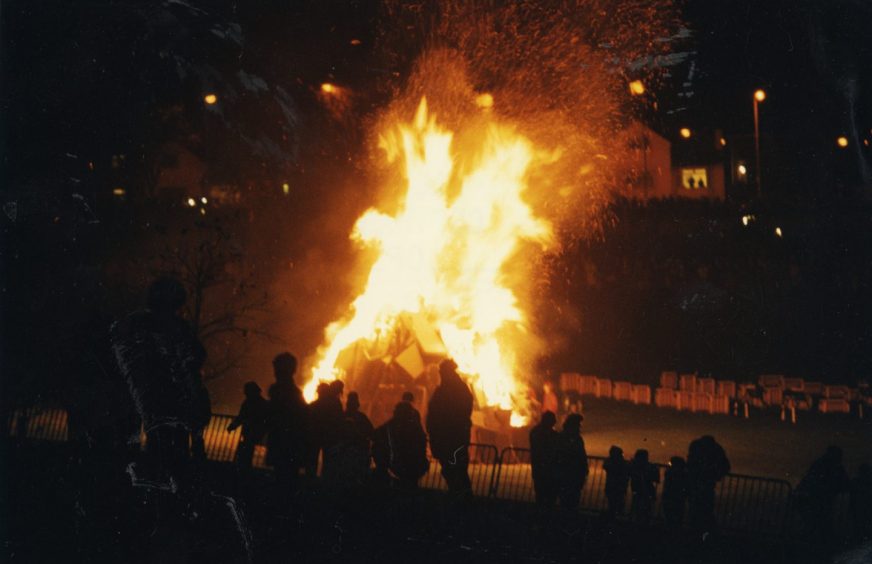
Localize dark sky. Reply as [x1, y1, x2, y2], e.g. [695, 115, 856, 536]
[2, 0, 870, 198]
[674, 0, 872, 197]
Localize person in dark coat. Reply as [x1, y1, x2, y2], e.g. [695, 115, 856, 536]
[662, 456, 689, 527]
[797, 445, 849, 547]
[850, 463, 872, 543]
[556, 413, 589, 510]
[686, 435, 731, 535]
[110, 276, 209, 485]
[529, 411, 560, 506]
[629, 449, 659, 523]
[372, 401, 429, 490]
[337, 391, 374, 485]
[266, 353, 307, 494]
[308, 381, 345, 479]
[227, 381, 269, 471]
[426, 359, 474, 493]
[603, 445, 629, 518]
[402, 391, 422, 424]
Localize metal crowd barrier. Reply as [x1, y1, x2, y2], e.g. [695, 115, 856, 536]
[5, 408, 797, 537]
[714, 472, 792, 535]
[420, 443, 500, 497]
[6, 407, 69, 442]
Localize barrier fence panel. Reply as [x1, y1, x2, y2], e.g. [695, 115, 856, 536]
[7, 407, 69, 442]
[494, 449, 667, 516]
[4, 406, 798, 538]
[202, 413, 239, 462]
[714, 474, 792, 535]
[420, 443, 500, 497]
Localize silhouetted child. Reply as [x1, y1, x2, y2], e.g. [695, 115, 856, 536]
[662, 456, 689, 527]
[227, 381, 269, 471]
[629, 449, 659, 523]
[603, 445, 629, 517]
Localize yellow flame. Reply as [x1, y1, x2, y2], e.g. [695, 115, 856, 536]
[306, 98, 552, 426]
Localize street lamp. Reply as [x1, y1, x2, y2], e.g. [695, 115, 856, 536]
[680, 127, 692, 139]
[753, 89, 766, 197]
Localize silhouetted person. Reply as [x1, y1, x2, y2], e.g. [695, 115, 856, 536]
[338, 391, 374, 485]
[227, 381, 268, 472]
[111, 276, 209, 485]
[426, 359, 474, 494]
[850, 464, 872, 542]
[308, 380, 345, 479]
[797, 446, 849, 547]
[603, 445, 629, 518]
[402, 391, 423, 426]
[662, 456, 689, 527]
[687, 435, 730, 536]
[266, 353, 307, 495]
[529, 411, 560, 506]
[556, 413, 589, 510]
[629, 449, 659, 523]
[372, 401, 429, 490]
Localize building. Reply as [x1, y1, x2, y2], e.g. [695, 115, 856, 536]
[624, 122, 727, 201]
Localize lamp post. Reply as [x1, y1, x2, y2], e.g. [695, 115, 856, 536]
[753, 89, 766, 197]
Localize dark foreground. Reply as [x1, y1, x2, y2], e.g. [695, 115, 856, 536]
[2, 440, 862, 564]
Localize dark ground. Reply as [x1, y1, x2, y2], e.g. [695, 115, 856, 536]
[3, 438, 864, 564]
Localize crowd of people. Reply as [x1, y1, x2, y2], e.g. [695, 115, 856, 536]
[225, 352, 476, 498]
[111, 276, 872, 548]
[529, 412, 730, 535]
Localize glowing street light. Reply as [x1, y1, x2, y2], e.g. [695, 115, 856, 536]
[737, 164, 748, 177]
[204, 93, 218, 105]
[680, 127, 692, 139]
[475, 93, 494, 109]
[753, 89, 766, 196]
[200, 197, 208, 204]
[837, 136, 849, 148]
[774, 226, 783, 238]
[186, 197, 196, 207]
[629, 80, 646, 96]
[282, 182, 290, 195]
[321, 83, 337, 94]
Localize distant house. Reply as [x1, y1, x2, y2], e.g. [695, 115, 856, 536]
[624, 122, 726, 201]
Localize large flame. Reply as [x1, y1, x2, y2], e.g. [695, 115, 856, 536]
[307, 97, 552, 426]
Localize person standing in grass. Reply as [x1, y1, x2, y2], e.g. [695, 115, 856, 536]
[556, 413, 589, 510]
[603, 445, 629, 518]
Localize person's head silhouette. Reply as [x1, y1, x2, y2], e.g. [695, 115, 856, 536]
[540, 411, 557, 429]
[272, 352, 297, 381]
[147, 276, 186, 314]
[439, 358, 460, 384]
[243, 381, 262, 398]
[347, 391, 361, 413]
[563, 413, 583, 435]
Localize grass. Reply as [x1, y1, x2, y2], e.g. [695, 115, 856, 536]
[575, 397, 872, 483]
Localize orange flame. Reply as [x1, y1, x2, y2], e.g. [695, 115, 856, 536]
[306, 97, 552, 426]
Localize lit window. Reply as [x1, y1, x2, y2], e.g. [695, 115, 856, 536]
[681, 168, 708, 190]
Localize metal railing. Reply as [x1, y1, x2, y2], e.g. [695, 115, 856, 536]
[5, 407, 798, 538]
[420, 443, 500, 497]
[6, 406, 68, 442]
